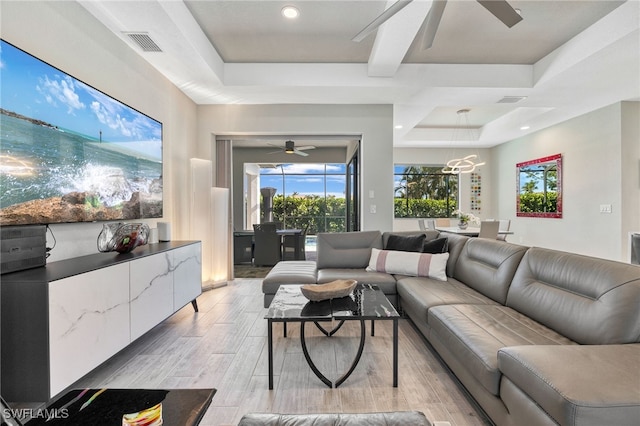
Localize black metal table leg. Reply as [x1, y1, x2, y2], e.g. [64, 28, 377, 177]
[371, 319, 375, 336]
[191, 299, 199, 312]
[283, 322, 287, 338]
[268, 319, 274, 390]
[300, 321, 333, 388]
[314, 320, 345, 336]
[393, 318, 398, 387]
[335, 319, 366, 388]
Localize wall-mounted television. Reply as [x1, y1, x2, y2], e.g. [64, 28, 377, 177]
[0, 39, 163, 226]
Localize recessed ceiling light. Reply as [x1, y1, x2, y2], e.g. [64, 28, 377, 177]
[520, 125, 531, 130]
[282, 6, 299, 19]
[394, 125, 403, 129]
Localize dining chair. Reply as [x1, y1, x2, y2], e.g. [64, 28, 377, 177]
[435, 218, 450, 227]
[478, 221, 500, 239]
[233, 233, 254, 264]
[282, 224, 308, 260]
[496, 219, 511, 241]
[418, 219, 427, 231]
[426, 219, 436, 230]
[253, 223, 282, 266]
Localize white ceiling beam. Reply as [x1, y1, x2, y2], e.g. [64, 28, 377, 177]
[534, 0, 640, 85]
[224, 63, 532, 89]
[367, 0, 434, 77]
[78, 0, 225, 104]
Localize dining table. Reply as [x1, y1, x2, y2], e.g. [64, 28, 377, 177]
[234, 228, 305, 260]
[435, 226, 514, 237]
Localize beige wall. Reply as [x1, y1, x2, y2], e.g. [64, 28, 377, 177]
[492, 102, 639, 261]
[1, 1, 199, 261]
[196, 104, 394, 232]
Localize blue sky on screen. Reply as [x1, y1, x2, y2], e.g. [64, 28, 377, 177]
[0, 40, 161, 159]
[261, 163, 346, 197]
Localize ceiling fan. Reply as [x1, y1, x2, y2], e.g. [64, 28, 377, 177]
[268, 140, 316, 157]
[352, 0, 523, 49]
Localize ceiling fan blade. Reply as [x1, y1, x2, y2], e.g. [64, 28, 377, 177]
[296, 145, 316, 151]
[352, 0, 413, 42]
[477, 0, 523, 28]
[421, 0, 447, 50]
[293, 149, 309, 157]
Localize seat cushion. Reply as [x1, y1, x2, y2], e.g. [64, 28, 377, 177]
[262, 261, 318, 294]
[428, 304, 575, 396]
[397, 276, 499, 325]
[498, 344, 640, 426]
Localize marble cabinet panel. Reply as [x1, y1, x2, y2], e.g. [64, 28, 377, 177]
[130, 252, 174, 341]
[173, 242, 203, 310]
[48, 263, 130, 396]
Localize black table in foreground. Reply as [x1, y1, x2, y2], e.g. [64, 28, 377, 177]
[265, 284, 399, 389]
[21, 388, 215, 425]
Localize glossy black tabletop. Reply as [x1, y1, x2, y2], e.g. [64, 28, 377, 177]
[265, 284, 399, 321]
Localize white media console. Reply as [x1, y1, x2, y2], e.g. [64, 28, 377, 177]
[1, 241, 202, 402]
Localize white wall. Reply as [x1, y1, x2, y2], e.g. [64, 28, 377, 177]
[492, 102, 639, 261]
[621, 102, 640, 258]
[1, 1, 199, 262]
[196, 104, 394, 232]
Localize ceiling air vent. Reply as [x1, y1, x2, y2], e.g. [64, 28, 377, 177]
[497, 96, 527, 104]
[124, 32, 162, 52]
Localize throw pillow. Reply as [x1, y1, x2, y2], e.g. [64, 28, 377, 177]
[385, 234, 426, 252]
[366, 248, 449, 281]
[422, 237, 449, 254]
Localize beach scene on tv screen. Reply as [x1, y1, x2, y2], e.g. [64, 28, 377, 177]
[0, 40, 163, 226]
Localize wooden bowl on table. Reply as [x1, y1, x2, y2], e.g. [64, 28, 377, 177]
[301, 279, 358, 302]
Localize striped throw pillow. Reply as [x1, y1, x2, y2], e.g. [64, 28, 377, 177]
[366, 248, 449, 281]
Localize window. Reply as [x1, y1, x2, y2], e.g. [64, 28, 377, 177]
[260, 164, 346, 233]
[394, 165, 458, 218]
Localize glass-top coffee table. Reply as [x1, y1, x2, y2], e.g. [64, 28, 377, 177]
[265, 283, 399, 389]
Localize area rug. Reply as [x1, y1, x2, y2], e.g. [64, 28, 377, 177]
[234, 264, 272, 278]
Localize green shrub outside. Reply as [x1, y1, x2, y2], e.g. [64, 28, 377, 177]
[394, 198, 457, 218]
[271, 194, 346, 234]
[518, 192, 558, 213]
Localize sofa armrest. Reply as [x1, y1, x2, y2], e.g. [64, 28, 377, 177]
[498, 344, 640, 426]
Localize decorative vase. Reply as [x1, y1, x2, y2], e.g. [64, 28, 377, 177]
[97, 223, 150, 254]
[458, 221, 468, 230]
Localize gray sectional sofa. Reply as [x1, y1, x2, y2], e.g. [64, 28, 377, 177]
[262, 230, 640, 426]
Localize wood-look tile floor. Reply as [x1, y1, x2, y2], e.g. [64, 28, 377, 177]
[71, 279, 491, 426]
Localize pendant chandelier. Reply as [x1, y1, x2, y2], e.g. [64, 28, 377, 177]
[442, 109, 486, 175]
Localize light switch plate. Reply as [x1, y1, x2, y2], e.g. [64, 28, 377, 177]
[600, 204, 612, 213]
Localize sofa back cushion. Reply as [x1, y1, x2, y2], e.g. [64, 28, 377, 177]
[316, 231, 383, 269]
[443, 233, 469, 277]
[453, 238, 529, 304]
[507, 247, 640, 344]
